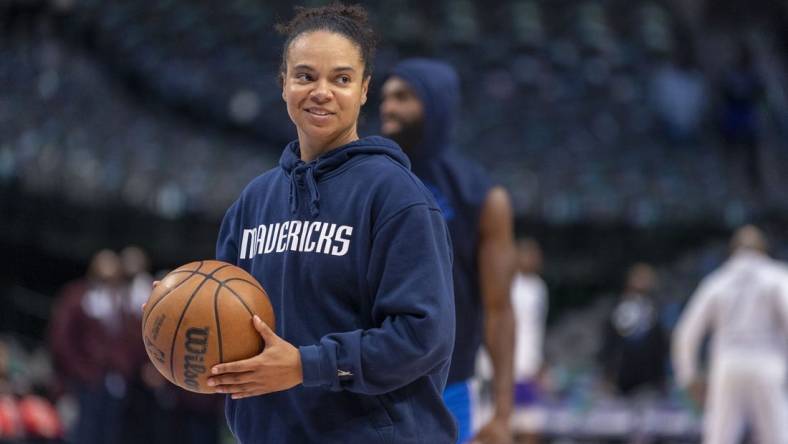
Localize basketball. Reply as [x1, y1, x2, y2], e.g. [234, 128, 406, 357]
[141, 260, 275, 393]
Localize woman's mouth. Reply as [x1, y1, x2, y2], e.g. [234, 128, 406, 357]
[305, 108, 333, 116]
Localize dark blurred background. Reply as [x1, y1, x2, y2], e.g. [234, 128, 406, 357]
[1, 0, 787, 443]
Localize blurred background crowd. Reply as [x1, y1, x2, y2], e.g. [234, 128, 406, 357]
[1, 0, 787, 443]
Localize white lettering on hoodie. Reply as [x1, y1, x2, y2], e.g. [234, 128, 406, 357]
[239, 221, 354, 260]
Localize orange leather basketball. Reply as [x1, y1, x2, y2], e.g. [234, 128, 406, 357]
[141, 260, 275, 393]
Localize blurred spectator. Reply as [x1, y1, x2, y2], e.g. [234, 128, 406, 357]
[49, 249, 138, 444]
[650, 48, 707, 144]
[718, 44, 764, 196]
[118, 245, 165, 444]
[120, 245, 153, 319]
[600, 263, 668, 396]
[672, 225, 788, 444]
[511, 238, 547, 405]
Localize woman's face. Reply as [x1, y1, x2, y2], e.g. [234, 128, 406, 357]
[282, 31, 369, 154]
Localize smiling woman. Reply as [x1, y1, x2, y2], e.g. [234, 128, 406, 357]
[276, 4, 376, 161]
[282, 31, 369, 160]
[210, 3, 458, 444]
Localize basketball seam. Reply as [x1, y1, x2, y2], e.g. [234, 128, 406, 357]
[221, 279, 274, 330]
[214, 283, 224, 364]
[220, 284, 256, 317]
[169, 272, 266, 309]
[166, 269, 204, 275]
[142, 261, 204, 331]
[222, 277, 265, 293]
[177, 271, 264, 294]
[169, 264, 233, 385]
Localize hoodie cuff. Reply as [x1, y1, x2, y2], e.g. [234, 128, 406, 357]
[299, 345, 331, 388]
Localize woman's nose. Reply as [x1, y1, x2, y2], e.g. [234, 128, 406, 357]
[310, 80, 331, 103]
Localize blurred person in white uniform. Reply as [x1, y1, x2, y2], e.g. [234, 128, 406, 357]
[511, 239, 548, 405]
[476, 239, 547, 406]
[672, 225, 788, 444]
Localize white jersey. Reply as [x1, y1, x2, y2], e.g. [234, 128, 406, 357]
[511, 272, 548, 381]
[672, 250, 788, 387]
[474, 272, 547, 383]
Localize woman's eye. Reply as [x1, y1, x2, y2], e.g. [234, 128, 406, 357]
[296, 73, 312, 81]
[337, 76, 351, 84]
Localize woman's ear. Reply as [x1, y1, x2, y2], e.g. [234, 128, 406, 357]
[360, 75, 371, 105]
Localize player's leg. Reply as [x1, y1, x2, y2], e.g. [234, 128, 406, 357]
[703, 356, 745, 444]
[747, 356, 787, 444]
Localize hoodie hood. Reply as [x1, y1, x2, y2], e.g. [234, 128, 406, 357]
[279, 135, 408, 217]
[389, 58, 460, 162]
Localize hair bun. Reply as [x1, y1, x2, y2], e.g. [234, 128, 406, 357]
[276, 2, 378, 79]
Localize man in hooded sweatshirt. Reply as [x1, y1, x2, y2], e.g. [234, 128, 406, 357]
[380, 58, 516, 444]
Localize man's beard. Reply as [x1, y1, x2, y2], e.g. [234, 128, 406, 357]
[383, 117, 424, 156]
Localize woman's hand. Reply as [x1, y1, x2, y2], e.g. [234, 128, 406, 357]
[207, 315, 303, 399]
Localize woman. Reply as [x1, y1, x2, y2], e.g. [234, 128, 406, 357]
[207, 4, 457, 443]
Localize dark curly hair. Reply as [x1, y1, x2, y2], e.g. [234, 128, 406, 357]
[276, 3, 377, 82]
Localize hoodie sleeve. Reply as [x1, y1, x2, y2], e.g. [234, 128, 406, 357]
[216, 199, 241, 265]
[299, 203, 455, 395]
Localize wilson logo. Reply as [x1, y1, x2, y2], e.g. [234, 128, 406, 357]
[183, 327, 209, 390]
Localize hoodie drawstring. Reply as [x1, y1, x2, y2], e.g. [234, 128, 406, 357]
[289, 164, 321, 217]
[281, 137, 410, 218]
[289, 174, 300, 215]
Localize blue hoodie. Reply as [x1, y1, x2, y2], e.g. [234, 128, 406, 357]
[216, 136, 457, 443]
[390, 59, 494, 384]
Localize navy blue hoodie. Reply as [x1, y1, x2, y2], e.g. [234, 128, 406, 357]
[390, 59, 494, 384]
[216, 136, 457, 443]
